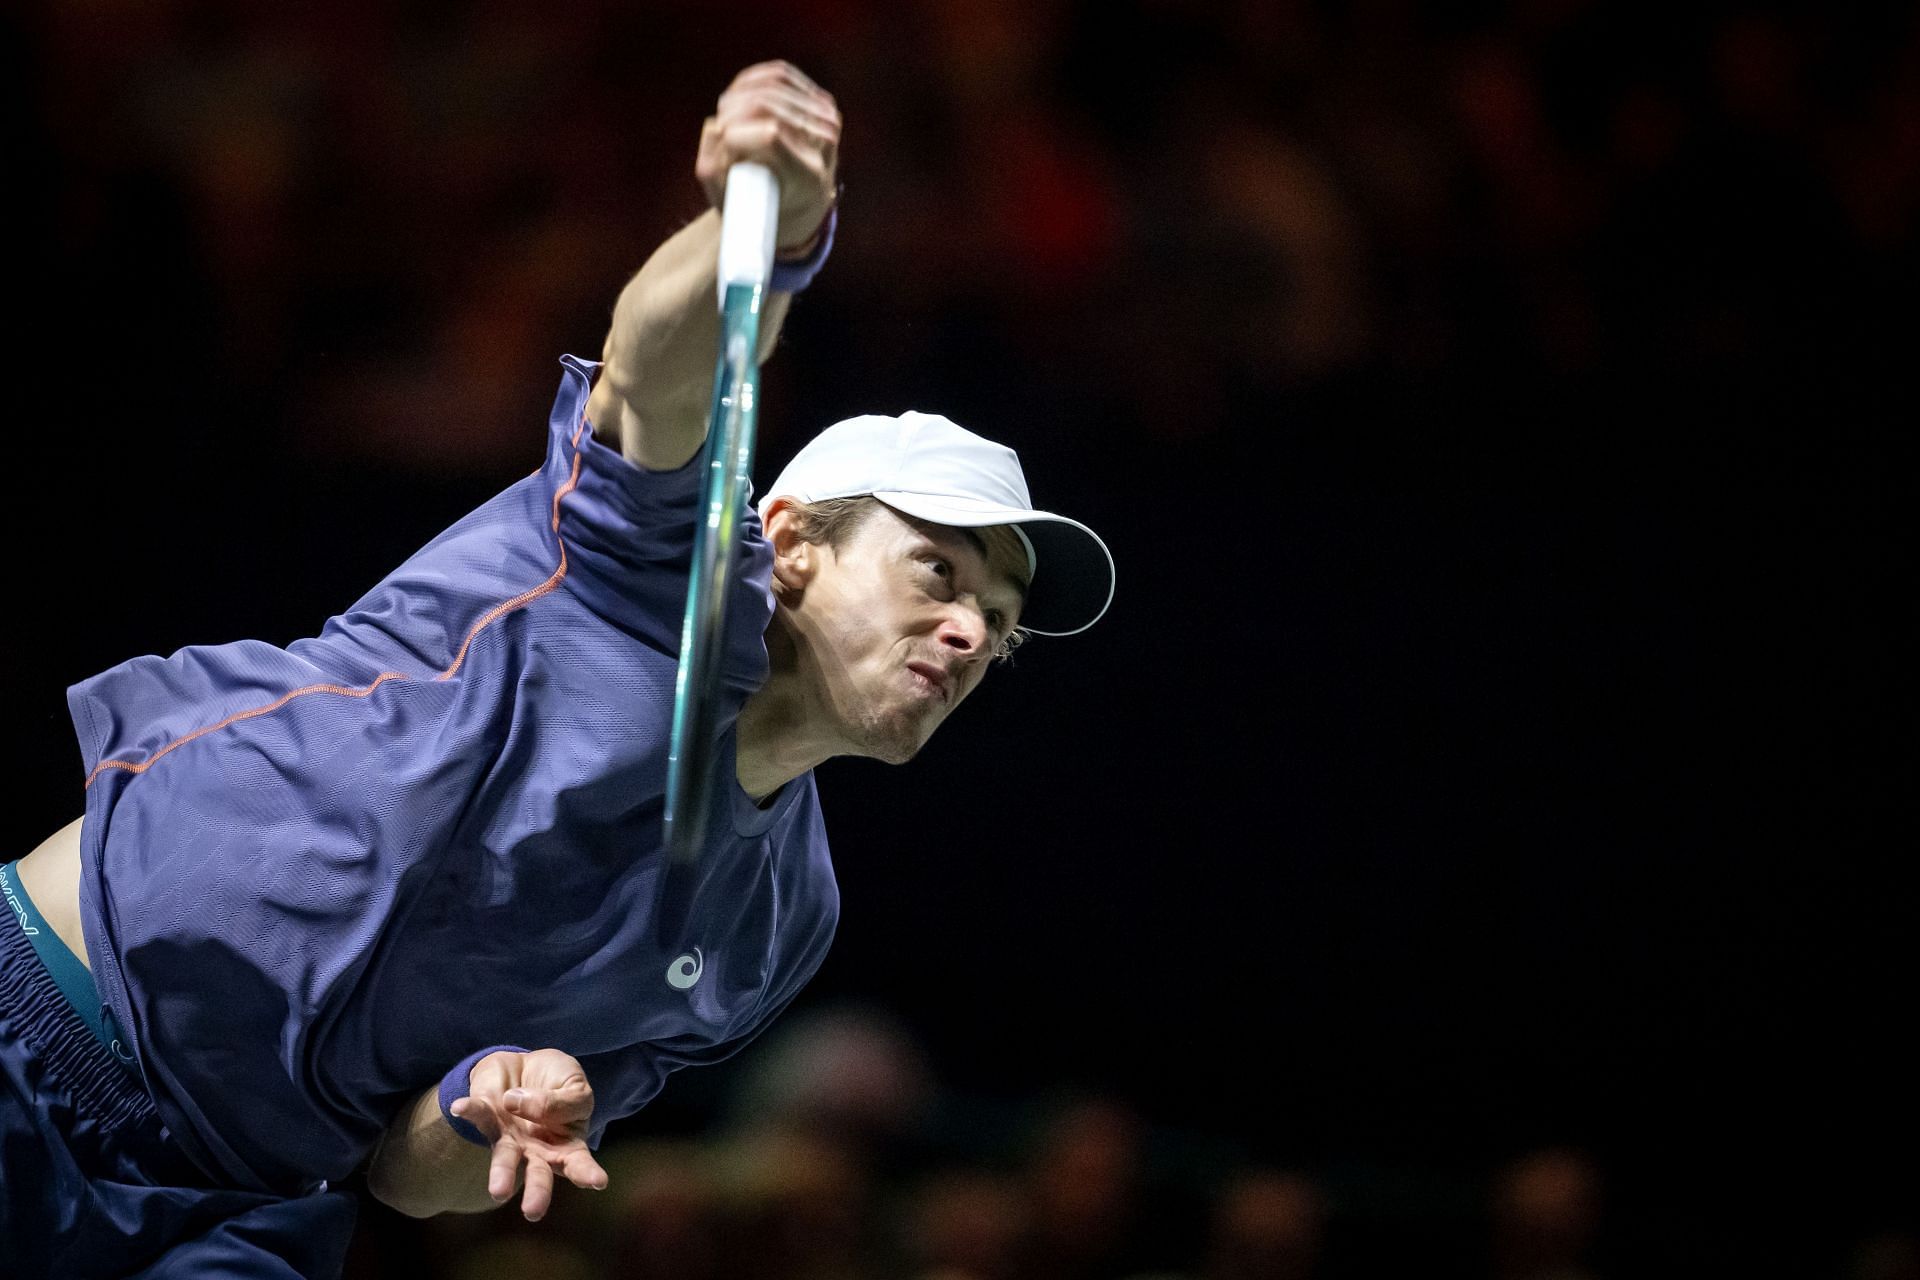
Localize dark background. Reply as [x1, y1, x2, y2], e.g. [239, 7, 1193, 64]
[6, 0, 1913, 1276]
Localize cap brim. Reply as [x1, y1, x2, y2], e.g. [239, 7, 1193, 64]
[872, 492, 1115, 636]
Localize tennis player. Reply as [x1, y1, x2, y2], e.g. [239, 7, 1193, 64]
[0, 59, 1113, 1277]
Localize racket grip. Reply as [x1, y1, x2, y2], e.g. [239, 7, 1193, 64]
[718, 162, 780, 306]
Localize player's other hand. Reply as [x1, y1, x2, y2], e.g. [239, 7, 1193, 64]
[449, 1047, 607, 1221]
[696, 60, 841, 252]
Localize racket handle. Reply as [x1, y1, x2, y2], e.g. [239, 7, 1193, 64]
[718, 161, 780, 306]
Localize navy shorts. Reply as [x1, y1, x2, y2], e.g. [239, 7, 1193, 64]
[0, 912, 356, 1278]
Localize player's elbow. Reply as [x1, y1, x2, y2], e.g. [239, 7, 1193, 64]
[365, 1161, 438, 1219]
[370, 1188, 436, 1220]
[368, 1169, 496, 1219]
[365, 1141, 491, 1219]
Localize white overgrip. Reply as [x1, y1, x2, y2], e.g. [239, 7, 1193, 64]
[717, 162, 780, 306]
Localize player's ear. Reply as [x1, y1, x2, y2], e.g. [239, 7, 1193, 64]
[764, 499, 819, 600]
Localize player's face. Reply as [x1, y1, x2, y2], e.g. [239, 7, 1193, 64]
[795, 507, 1026, 764]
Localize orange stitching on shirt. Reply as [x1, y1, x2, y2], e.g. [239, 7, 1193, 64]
[433, 445, 585, 682]
[434, 544, 567, 683]
[550, 449, 583, 534]
[84, 672, 410, 787]
[86, 420, 591, 786]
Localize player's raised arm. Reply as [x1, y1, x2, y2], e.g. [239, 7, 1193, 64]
[585, 60, 840, 471]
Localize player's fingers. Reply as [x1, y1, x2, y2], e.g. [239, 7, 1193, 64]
[779, 60, 829, 99]
[719, 85, 840, 137]
[549, 1074, 595, 1112]
[723, 120, 838, 198]
[709, 118, 784, 173]
[727, 60, 829, 101]
[724, 60, 794, 89]
[468, 1048, 525, 1092]
[696, 95, 837, 213]
[770, 102, 840, 152]
[713, 105, 837, 168]
[487, 1135, 522, 1203]
[451, 1095, 502, 1143]
[501, 1080, 590, 1125]
[520, 1154, 556, 1222]
[560, 1146, 609, 1191]
[718, 107, 837, 161]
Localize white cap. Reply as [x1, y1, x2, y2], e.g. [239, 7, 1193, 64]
[760, 411, 1115, 636]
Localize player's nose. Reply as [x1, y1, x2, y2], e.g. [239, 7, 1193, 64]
[936, 603, 989, 658]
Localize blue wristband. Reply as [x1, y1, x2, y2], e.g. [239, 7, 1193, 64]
[769, 203, 837, 294]
[438, 1044, 531, 1147]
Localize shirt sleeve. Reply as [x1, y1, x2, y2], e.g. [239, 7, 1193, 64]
[556, 363, 775, 693]
[287, 355, 773, 694]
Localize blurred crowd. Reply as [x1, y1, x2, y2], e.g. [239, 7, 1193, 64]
[332, 1005, 1919, 1280]
[15, 0, 1914, 1274]
[19, 0, 1915, 471]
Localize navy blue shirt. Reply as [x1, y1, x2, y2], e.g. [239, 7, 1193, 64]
[67, 356, 839, 1194]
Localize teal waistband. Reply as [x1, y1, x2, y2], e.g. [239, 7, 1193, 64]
[0, 860, 135, 1069]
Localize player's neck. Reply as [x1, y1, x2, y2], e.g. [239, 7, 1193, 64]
[735, 623, 834, 803]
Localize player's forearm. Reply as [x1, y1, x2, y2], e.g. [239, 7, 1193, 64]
[365, 1084, 496, 1218]
[585, 209, 792, 472]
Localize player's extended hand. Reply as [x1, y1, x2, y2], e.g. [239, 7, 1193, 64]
[696, 60, 841, 252]
[448, 1047, 608, 1221]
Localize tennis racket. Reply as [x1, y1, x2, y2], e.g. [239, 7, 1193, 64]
[665, 162, 779, 864]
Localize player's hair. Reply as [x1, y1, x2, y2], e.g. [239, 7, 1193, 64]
[781, 496, 1029, 661]
[783, 495, 884, 548]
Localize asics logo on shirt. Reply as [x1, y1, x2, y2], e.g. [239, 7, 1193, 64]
[667, 948, 704, 990]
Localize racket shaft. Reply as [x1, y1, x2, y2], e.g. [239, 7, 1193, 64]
[665, 280, 764, 862]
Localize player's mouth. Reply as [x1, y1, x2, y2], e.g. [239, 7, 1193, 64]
[905, 660, 950, 704]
